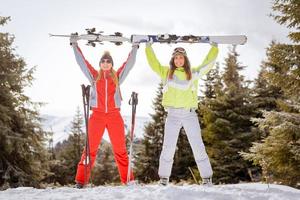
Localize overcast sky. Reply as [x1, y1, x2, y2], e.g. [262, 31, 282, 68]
[0, 0, 290, 118]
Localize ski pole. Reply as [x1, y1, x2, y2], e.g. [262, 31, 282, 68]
[85, 85, 92, 186]
[81, 84, 92, 186]
[127, 91, 138, 183]
[188, 167, 199, 184]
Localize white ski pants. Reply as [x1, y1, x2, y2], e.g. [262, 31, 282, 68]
[158, 108, 213, 179]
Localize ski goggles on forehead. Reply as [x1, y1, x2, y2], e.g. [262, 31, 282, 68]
[172, 47, 187, 56]
[100, 59, 112, 64]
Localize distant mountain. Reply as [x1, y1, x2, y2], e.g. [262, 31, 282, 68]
[40, 114, 150, 145]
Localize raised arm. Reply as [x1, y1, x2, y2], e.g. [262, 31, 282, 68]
[145, 44, 169, 80]
[117, 44, 139, 84]
[192, 45, 219, 77]
[70, 38, 97, 83]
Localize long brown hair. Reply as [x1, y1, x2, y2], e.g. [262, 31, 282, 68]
[96, 51, 118, 85]
[96, 69, 119, 86]
[168, 55, 192, 80]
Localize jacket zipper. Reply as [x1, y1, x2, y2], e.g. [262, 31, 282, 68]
[105, 78, 108, 113]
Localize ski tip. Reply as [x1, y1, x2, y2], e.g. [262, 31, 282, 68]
[241, 35, 247, 45]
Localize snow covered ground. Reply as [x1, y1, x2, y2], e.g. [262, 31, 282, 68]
[0, 183, 299, 200]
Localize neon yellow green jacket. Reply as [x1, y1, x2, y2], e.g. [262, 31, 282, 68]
[145, 44, 219, 109]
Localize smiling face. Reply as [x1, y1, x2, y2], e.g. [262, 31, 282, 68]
[168, 47, 191, 80]
[100, 58, 113, 71]
[173, 54, 185, 68]
[172, 47, 187, 68]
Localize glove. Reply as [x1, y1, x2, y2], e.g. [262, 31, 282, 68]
[70, 33, 79, 46]
[132, 42, 140, 48]
[146, 36, 154, 47]
[210, 41, 218, 47]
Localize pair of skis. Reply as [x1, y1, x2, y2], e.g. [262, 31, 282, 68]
[50, 28, 247, 46]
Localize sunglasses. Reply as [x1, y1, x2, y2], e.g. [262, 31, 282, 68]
[100, 59, 112, 64]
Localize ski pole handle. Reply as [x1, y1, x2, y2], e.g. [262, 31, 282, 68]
[129, 92, 138, 106]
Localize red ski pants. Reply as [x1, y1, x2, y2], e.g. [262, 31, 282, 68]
[75, 110, 134, 184]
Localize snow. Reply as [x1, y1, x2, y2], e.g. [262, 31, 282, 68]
[0, 183, 299, 200]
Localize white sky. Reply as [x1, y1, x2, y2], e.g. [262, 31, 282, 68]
[0, 0, 290, 118]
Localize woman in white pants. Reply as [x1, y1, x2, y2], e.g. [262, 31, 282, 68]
[145, 43, 219, 185]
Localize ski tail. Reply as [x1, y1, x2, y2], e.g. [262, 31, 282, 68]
[208, 35, 247, 45]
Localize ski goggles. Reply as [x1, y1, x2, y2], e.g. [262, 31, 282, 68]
[172, 47, 187, 57]
[100, 59, 112, 64]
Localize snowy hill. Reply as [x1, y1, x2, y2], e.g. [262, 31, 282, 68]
[41, 114, 150, 145]
[0, 183, 299, 200]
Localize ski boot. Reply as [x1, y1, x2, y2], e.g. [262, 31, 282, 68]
[159, 177, 169, 186]
[74, 183, 84, 189]
[201, 177, 213, 186]
[126, 180, 138, 186]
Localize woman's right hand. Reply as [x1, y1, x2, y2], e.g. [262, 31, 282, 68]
[70, 34, 79, 46]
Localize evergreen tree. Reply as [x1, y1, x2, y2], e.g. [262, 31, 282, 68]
[50, 108, 85, 185]
[198, 63, 223, 131]
[260, 42, 300, 102]
[198, 63, 223, 122]
[270, 0, 300, 100]
[203, 63, 222, 99]
[242, 110, 300, 187]
[251, 66, 283, 117]
[243, 43, 300, 187]
[201, 48, 257, 184]
[135, 83, 167, 182]
[242, 0, 300, 188]
[272, 0, 300, 43]
[92, 141, 119, 185]
[243, 41, 300, 187]
[0, 16, 49, 188]
[47, 128, 55, 160]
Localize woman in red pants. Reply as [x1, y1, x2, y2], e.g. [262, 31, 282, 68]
[70, 36, 139, 187]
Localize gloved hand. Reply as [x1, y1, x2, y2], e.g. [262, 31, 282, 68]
[132, 42, 140, 48]
[146, 36, 154, 47]
[210, 41, 218, 47]
[70, 33, 79, 46]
